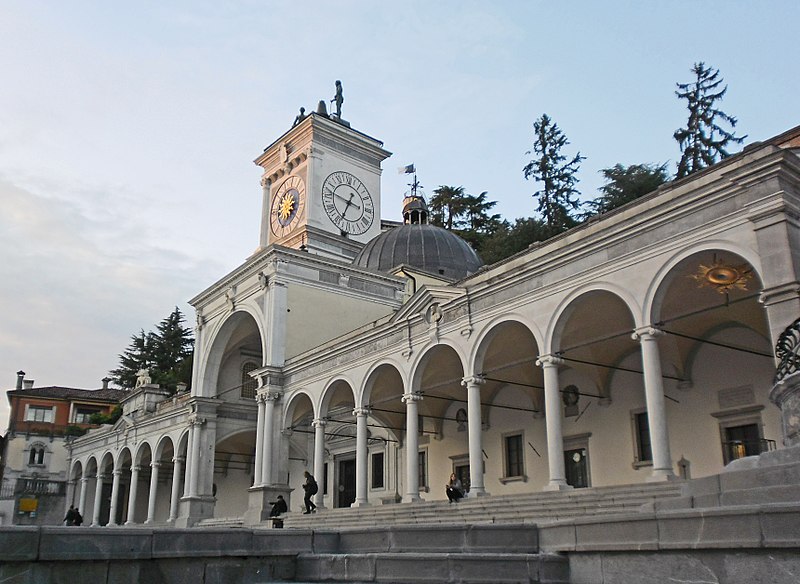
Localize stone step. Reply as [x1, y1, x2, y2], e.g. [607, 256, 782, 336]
[294, 552, 569, 584]
[283, 482, 683, 529]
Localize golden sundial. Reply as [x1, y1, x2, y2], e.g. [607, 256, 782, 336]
[270, 175, 305, 238]
[278, 193, 295, 221]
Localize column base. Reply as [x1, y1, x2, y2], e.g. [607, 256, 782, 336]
[351, 499, 372, 508]
[402, 494, 422, 503]
[466, 488, 490, 498]
[647, 469, 677, 482]
[543, 481, 573, 491]
[243, 485, 293, 526]
[173, 495, 215, 528]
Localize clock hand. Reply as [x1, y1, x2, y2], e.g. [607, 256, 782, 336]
[334, 192, 361, 211]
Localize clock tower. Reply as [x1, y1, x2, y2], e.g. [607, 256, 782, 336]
[254, 104, 391, 261]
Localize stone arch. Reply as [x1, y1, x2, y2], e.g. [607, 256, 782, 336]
[283, 390, 318, 430]
[320, 376, 358, 415]
[644, 240, 763, 326]
[154, 435, 176, 462]
[546, 285, 639, 403]
[196, 309, 266, 399]
[470, 315, 544, 425]
[361, 361, 406, 444]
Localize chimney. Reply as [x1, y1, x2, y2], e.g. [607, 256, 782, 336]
[23, 380, 34, 390]
[16, 371, 25, 390]
[102, 377, 110, 390]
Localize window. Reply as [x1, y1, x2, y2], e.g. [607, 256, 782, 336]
[711, 405, 773, 465]
[632, 410, 652, 466]
[25, 405, 54, 423]
[74, 407, 102, 424]
[503, 433, 524, 479]
[241, 362, 258, 399]
[371, 451, 385, 489]
[28, 446, 45, 466]
[418, 450, 428, 489]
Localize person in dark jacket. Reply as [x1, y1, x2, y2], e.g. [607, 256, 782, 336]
[446, 473, 464, 503]
[302, 471, 318, 514]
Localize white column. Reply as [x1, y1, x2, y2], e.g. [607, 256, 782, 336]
[462, 376, 488, 496]
[108, 469, 122, 526]
[536, 355, 571, 491]
[353, 407, 370, 507]
[65, 480, 76, 513]
[312, 418, 326, 508]
[169, 456, 184, 522]
[188, 419, 202, 497]
[78, 476, 89, 519]
[145, 461, 161, 524]
[124, 465, 141, 525]
[253, 394, 266, 487]
[633, 327, 675, 480]
[402, 393, 422, 502]
[91, 473, 104, 526]
[260, 393, 277, 486]
[182, 424, 195, 498]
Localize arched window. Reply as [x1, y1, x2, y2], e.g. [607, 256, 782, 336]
[27, 445, 46, 466]
[241, 362, 258, 399]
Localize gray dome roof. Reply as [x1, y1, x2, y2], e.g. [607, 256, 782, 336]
[352, 224, 483, 280]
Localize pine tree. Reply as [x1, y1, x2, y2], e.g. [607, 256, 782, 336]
[674, 62, 746, 178]
[585, 163, 669, 216]
[523, 114, 585, 231]
[109, 308, 194, 393]
[429, 186, 468, 229]
[109, 330, 154, 390]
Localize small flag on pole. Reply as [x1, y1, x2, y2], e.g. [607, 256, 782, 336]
[398, 164, 415, 174]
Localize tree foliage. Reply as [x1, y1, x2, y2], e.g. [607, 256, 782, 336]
[674, 62, 745, 178]
[523, 114, 585, 231]
[429, 185, 503, 259]
[109, 307, 194, 393]
[584, 163, 669, 216]
[479, 217, 553, 265]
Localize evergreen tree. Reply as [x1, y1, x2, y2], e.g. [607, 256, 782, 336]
[479, 217, 552, 265]
[523, 114, 585, 231]
[109, 308, 194, 393]
[585, 163, 669, 216]
[109, 330, 154, 390]
[674, 62, 746, 178]
[429, 186, 468, 229]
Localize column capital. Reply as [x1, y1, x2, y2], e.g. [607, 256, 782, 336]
[353, 406, 371, 417]
[632, 326, 663, 341]
[188, 413, 206, 426]
[96, 473, 106, 481]
[113, 469, 124, 477]
[536, 354, 564, 368]
[151, 461, 163, 469]
[80, 476, 90, 484]
[172, 456, 185, 464]
[402, 392, 423, 404]
[312, 418, 327, 428]
[461, 375, 485, 388]
[131, 465, 143, 474]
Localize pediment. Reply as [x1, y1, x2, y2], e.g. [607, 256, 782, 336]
[392, 284, 465, 324]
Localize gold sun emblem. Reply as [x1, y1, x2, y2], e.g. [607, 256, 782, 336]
[278, 193, 295, 221]
[690, 257, 753, 294]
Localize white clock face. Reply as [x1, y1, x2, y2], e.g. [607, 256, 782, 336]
[270, 176, 305, 238]
[321, 171, 375, 235]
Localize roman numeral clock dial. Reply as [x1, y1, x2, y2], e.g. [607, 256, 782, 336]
[321, 171, 375, 235]
[270, 175, 305, 239]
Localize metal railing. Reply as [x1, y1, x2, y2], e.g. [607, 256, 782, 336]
[774, 317, 800, 383]
[0, 478, 66, 499]
[722, 438, 776, 463]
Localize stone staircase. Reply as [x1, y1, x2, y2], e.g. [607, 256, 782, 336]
[282, 482, 683, 530]
[295, 524, 569, 583]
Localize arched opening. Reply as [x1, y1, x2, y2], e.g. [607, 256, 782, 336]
[319, 380, 358, 507]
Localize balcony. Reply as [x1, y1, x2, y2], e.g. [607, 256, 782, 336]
[722, 438, 776, 464]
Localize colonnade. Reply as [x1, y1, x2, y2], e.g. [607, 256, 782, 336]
[73, 454, 187, 526]
[248, 325, 677, 506]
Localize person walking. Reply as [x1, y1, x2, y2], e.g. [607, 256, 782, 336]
[302, 471, 318, 514]
[63, 505, 77, 526]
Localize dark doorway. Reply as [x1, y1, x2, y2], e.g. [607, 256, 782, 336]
[454, 463, 471, 494]
[564, 448, 589, 488]
[336, 456, 356, 508]
[723, 423, 761, 463]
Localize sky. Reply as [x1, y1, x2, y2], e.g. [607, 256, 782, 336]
[1, 1, 798, 430]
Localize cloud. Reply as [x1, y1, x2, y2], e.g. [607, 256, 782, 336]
[0, 175, 222, 429]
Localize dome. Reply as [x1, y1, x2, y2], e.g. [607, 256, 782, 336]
[352, 223, 484, 280]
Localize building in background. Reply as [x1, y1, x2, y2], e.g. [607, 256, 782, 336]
[0, 372, 124, 525]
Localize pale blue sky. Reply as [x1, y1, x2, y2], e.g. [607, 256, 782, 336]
[1, 1, 797, 428]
